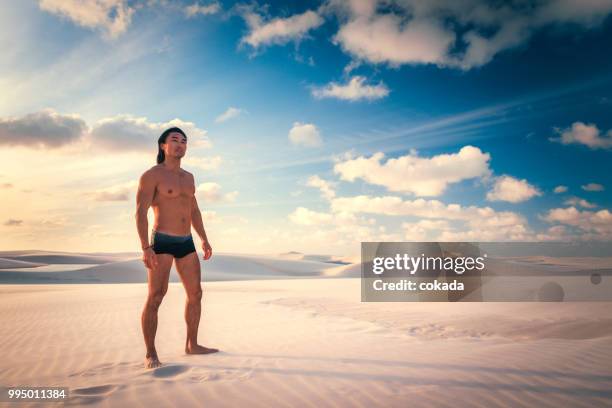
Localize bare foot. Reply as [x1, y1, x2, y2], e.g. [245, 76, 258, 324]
[185, 343, 219, 355]
[145, 355, 162, 369]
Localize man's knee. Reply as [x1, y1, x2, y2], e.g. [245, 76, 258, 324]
[147, 289, 167, 309]
[187, 287, 202, 303]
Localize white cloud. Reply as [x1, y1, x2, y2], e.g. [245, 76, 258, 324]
[184, 2, 221, 18]
[311, 75, 389, 101]
[553, 185, 568, 194]
[327, 0, 612, 70]
[486, 175, 542, 203]
[85, 180, 138, 202]
[89, 115, 210, 151]
[288, 207, 333, 226]
[535, 225, 571, 242]
[196, 182, 238, 203]
[240, 9, 324, 48]
[0, 110, 212, 153]
[550, 122, 612, 149]
[542, 206, 612, 239]
[333, 13, 456, 67]
[306, 175, 335, 200]
[286, 208, 397, 250]
[582, 183, 605, 192]
[564, 197, 597, 209]
[39, 0, 134, 39]
[293, 193, 533, 241]
[0, 109, 87, 149]
[330, 194, 524, 224]
[288, 122, 322, 147]
[402, 219, 451, 241]
[215, 107, 243, 123]
[333, 145, 491, 196]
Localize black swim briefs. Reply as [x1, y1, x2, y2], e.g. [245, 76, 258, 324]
[151, 230, 196, 258]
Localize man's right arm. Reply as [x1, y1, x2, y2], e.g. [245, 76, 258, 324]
[135, 170, 156, 250]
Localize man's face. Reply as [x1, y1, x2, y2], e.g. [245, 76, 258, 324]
[163, 132, 187, 159]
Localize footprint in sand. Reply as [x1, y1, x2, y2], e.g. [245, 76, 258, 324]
[69, 361, 142, 378]
[187, 358, 260, 382]
[150, 364, 191, 378]
[66, 384, 121, 406]
[72, 384, 118, 395]
[188, 367, 254, 382]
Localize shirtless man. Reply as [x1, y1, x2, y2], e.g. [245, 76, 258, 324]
[136, 127, 218, 369]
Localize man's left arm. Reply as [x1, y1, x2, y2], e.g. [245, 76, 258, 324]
[191, 194, 213, 260]
[191, 195, 209, 244]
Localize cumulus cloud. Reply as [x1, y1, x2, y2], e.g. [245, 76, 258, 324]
[542, 206, 612, 239]
[553, 185, 568, 194]
[311, 75, 389, 101]
[564, 197, 597, 209]
[401, 219, 451, 241]
[326, 0, 612, 70]
[333, 145, 491, 196]
[89, 115, 210, 151]
[330, 194, 522, 223]
[288, 207, 334, 226]
[292, 193, 532, 241]
[184, 1, 221, 18]
[215, 107, 243, 123]
[486, 175, 542, 203]
[306, 175, 336, 200]
[582, 183, 605, 192]
[0, 110, 211, 153]
[288, 122, 322, 147]
[39, 0, 134, 39]
[336, 194, 533, 240]
[549, 122, 612, 149]
[0, 109, 87, 149]
[240, 9, 324, 48]
[333, 11, 456, 67]
[288, 207, 376, 245]
[85, 180, 138, 202]
[196, 182, 238, 203]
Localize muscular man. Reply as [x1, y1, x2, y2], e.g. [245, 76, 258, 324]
[136, 127, 218, 369]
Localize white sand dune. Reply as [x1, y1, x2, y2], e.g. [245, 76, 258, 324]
[1, 279, 611, 407]
[0, 252, 346, 284]
[0, 257, 46, 269]
[0, 250, 130, 267]
[279, 250, 355, 265]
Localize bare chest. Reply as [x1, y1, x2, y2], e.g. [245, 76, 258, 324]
[155, 172, 195, 200]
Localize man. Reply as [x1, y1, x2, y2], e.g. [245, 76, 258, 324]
[136, 127, 218, 369]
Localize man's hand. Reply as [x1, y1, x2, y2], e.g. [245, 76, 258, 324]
[202, 240, 213, 260]
[142, 247, 159, 270]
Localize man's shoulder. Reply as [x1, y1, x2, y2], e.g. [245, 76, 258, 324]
[180, 168, 194, 178]
[148, 164, 165, 174]
[140, 165, 162, 181]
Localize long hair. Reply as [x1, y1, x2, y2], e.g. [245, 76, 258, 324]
[157, 127, 187, 164]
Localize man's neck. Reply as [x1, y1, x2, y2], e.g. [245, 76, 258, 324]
[162, 158, 181, 172]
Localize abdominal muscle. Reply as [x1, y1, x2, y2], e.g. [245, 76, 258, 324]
[151, 196, 193, 236]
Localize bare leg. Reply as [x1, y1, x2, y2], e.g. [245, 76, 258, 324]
[142, 254, 173, 368]
[175, 251, 218, 355]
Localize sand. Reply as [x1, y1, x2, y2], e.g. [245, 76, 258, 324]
[1, 277, 612, 408]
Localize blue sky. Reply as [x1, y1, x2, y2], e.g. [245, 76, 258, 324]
[1, 0, 612, 256]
